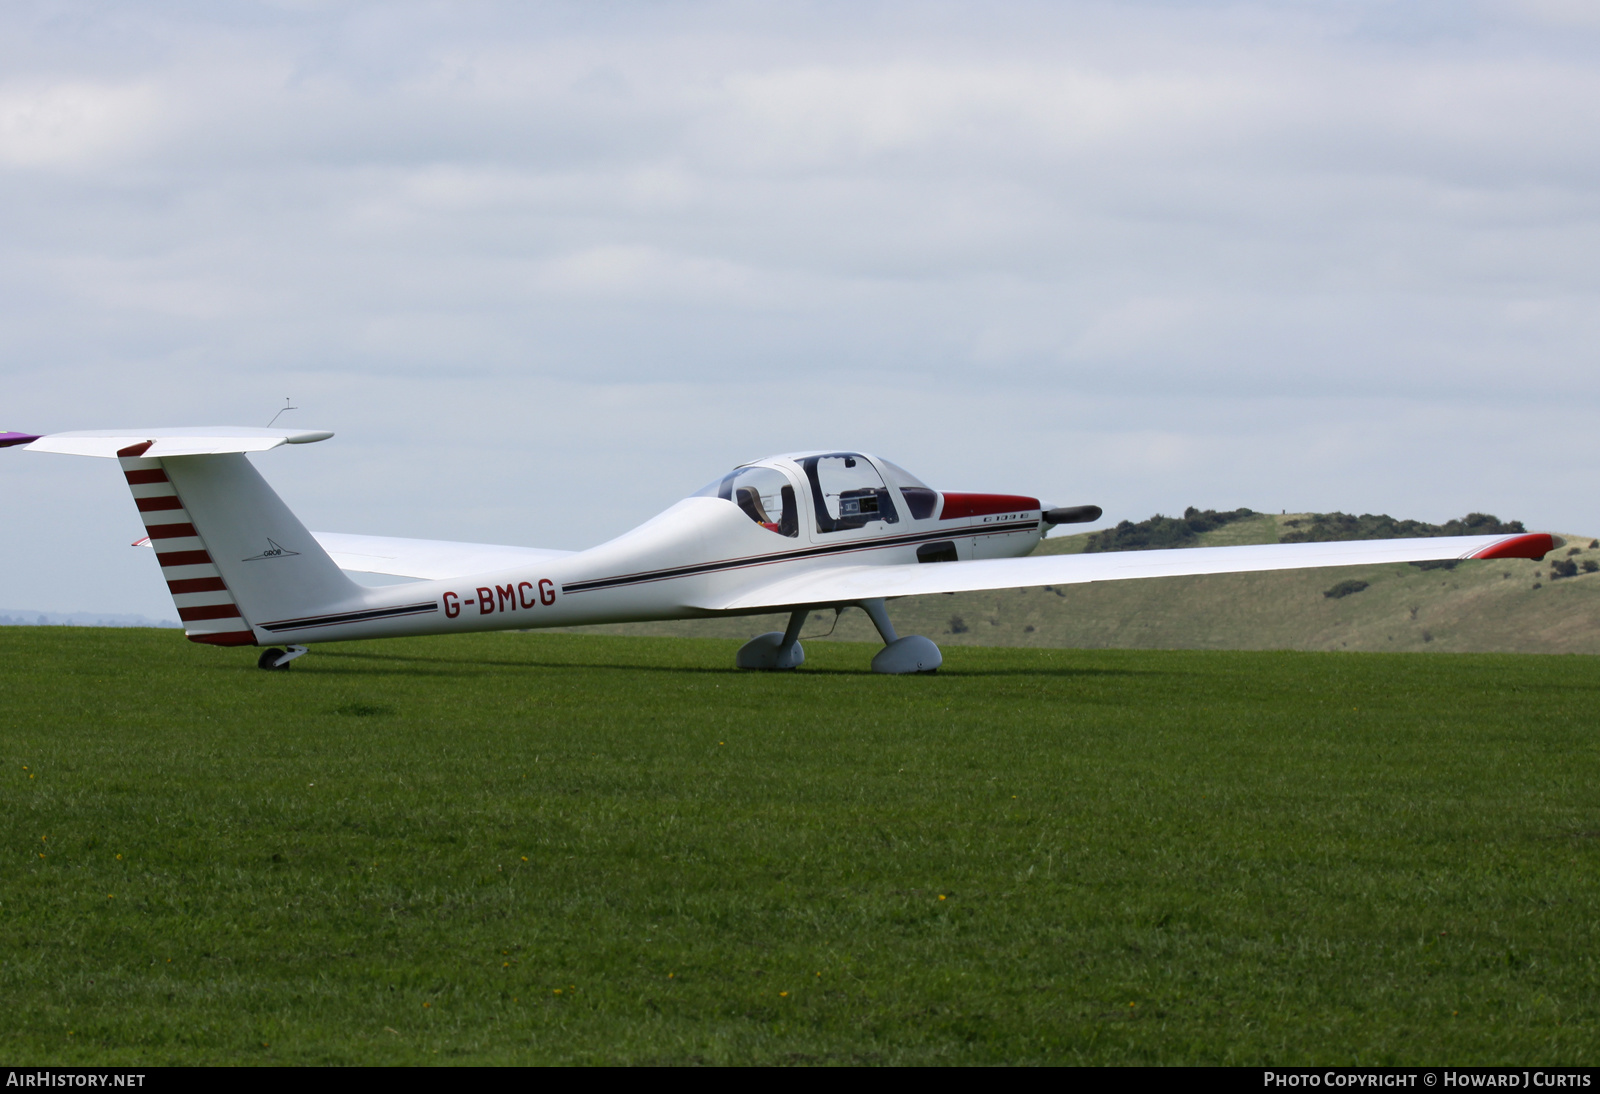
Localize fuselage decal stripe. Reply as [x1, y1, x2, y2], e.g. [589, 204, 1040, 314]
[561, 520, 1041, 594]
[259, 602, 440, 633]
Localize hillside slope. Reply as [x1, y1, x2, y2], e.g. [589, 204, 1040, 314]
[549, 512, 1600, 655]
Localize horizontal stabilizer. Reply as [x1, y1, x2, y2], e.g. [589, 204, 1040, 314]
[23, 426, 333, 459]
[313, 531, 575, 581]
[702, 533, 1556, 612]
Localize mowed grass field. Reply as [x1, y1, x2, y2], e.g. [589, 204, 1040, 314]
[4, 627, 1599, 1065]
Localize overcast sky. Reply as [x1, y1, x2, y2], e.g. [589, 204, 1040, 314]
[3, 0, 1598, 620]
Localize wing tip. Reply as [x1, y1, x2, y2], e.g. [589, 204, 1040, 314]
[1468, 533, 1555, 561]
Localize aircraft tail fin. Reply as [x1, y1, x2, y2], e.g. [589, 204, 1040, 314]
[12, 427, 359, 645]
[122, 452, 361, 645]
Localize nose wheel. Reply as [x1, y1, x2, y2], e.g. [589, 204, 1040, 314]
[257, 645, 308, 671]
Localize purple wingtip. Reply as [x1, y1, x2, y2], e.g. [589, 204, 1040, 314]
[0, 431, 42, 448]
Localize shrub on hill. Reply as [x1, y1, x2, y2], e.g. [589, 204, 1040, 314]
[1281, 512, 1524, 543]
[1551, 559, 1579, 580]
[1084, 506, 1256, 553]
[1323, 579, 1370, 599]
[1078, 506, 1530, 556]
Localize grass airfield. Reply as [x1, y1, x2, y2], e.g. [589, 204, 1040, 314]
[4, 627, 1599, 1065]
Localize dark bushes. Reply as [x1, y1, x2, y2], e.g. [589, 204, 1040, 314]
[1084, 506, 1255, 553]
[1282, 511, 1524, 544]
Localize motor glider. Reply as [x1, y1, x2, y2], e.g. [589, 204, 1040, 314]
[1, 427, 1554, 673]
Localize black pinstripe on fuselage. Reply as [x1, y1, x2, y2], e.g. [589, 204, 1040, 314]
[561, 519, 1041, 594]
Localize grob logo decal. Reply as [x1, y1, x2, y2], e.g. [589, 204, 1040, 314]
[243, 538, 301, 562]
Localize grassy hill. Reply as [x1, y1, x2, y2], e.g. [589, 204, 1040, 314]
[552, 512, 1600, 655]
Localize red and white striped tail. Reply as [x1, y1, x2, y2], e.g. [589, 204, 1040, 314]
[119, 454, 256, 647]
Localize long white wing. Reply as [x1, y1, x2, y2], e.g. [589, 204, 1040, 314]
[701, 533, 1554, 612]
[311, 532, 574, 581]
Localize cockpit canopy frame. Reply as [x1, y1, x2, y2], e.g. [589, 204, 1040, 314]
[693, 452, 941, 539]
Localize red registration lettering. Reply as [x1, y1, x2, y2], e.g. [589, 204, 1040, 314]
[518, 581, 536, 609]
[539, 578, 556, 606]
[477, 586, 495, 615]
[497, 583, 516, 611]
[443, 591, 460, 619]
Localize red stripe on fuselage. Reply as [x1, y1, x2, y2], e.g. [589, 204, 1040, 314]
[938, 493, 1040, 520]
[136, 495, 183, 512]
[145, 522, 198, 540]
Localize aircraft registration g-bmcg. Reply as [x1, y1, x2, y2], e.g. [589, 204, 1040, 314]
[2, 426, 1557, 673]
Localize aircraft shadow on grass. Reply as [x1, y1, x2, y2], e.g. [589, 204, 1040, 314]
[293, 648, 1153, 680]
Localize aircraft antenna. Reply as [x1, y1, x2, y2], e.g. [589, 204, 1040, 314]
[266, 398, 297, 428]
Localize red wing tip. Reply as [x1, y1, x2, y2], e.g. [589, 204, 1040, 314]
[1468, 533, 1555, 561]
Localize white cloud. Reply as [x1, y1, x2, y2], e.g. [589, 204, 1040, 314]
[0, 80, 163, 167]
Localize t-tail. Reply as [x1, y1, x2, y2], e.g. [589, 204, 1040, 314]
[19, 428, 359, 646]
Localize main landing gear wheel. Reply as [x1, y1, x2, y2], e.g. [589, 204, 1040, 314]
[256, 645, 308, 671]
[735, 607, 808, 670]
[861, 598, 942, 675]
[735, 602, 943, 674]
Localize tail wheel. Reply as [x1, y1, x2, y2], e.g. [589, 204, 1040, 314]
[257, 648, 289, 671]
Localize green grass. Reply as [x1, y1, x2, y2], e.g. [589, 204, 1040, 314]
[4, 627, 1599, 1064]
